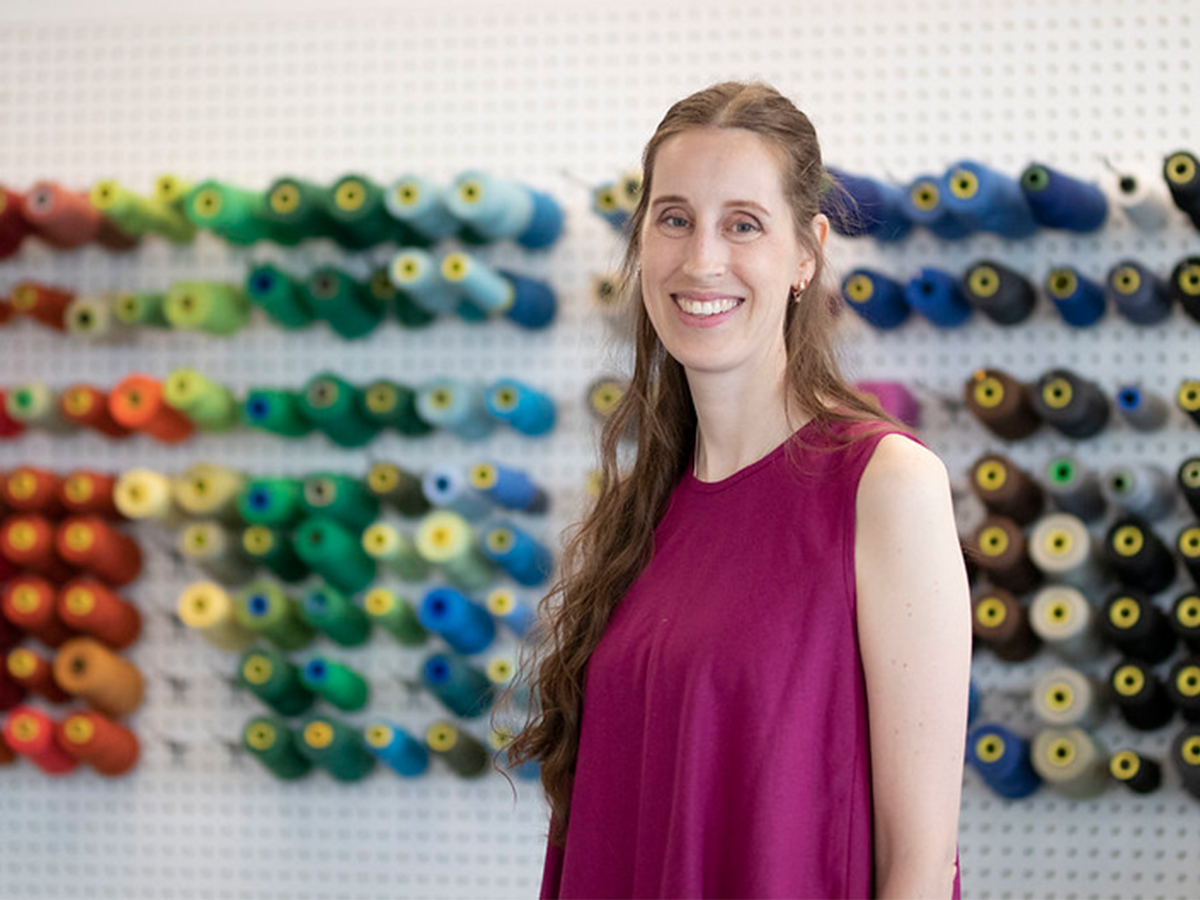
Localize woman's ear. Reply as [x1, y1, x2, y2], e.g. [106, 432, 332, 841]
[811, 212, 830, 250]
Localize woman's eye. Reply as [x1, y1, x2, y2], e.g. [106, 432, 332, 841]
[731, 219, 761, 234]
[662, 214, 689, 229]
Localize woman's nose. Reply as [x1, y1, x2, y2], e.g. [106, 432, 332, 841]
[681, 229, 728, 280]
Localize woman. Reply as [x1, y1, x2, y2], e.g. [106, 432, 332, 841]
[507, 81, 971, 899]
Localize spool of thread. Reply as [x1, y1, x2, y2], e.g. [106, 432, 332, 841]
[242, 526, 307, 582]
[291, 517, 376, 595]
[53, 637, 144, 717]
[154, 174, 192, 209]
[1104, 516, 1175, 593]
[384, 174, 460, 243]
[482, 522, 553, 586]
[301, 373, 380, 448]
[589, 273, 629, 336]
[1044, 267, 1106, 328]
[1107, 168, 1169, 230]
[300, 657, 369, 712]
[362, 379, 432, 436]
[0, 186, 32, 259]
[361, 522, 429, 582]
[58, 710, 138, 776]
[262, 176, 337, 242]
[114, 468, 181, 526]
[587, 378, 626, 423]
[301, 267, 384, 339]
[959, 260, 1037, 325]
[1172, 592, 1200, 654]
[969, 454, 1044, 524]
[243, 716, 312, 780]
[468, 462, 547, 514]
[485, 658, 531, 710]
[966, 723, 1041, 799]
[239, 478, 305, 527]
[7, 647, 70, 702]
[1167, 659, 1200, 723]
[366, 463, 430, 517]
[183, 180, 276, 245]
[3, 466, 64, 517]
[963, 369, 1041, 441]
[422, 466, 491, 521]
[109, 374, 195, 443]
[56, 579, 140, 649]
[1109, 750, 1163, 794]
[297, 715, 376, 781]
[300, 585, 370, 647]
[114, 292, 168, 329]
[1, 516, 73, 583]
[1178, 459, 1200, 519]
[0, 390, 26, 439]
[1019, 163, 1107, 232]
[1178, 525, 1200, 584]
[242, 389, 314, 437]
[822, 168, 912, 241]
[1028, 513, 1104, 594]
[234, 582, 313, 651]
[244, 262, 314, 328]
[3, 576, 72, 644]
[11, 281, 74, 330]
[1115, 384, 1169, 432]
[1107, 261, 1172, 325]
[416, 510, 496, 591]
[363, 588, 427, 646]
[3, 708, 77, 774]
[839, 269, 910, 329]
[969, 516, 1041, 594]
[1169, 256, 1200, 323]
[163, 369, 240, 432]
[901, 175, 971, 240]
[164, 282, 250, 336]
[6, 382, 68, 432]
[972, 587, 1040, 661]
[327, 173, 402, 249]
[177, 581, 255, 651]
[416, 379, 494, 441]
[419, 585, 496, 655]
[421, 652, 493, 718]
[1163, 151, 1200, 226]
[1178, 379, 1200, 429]
[363, 721, 429, 777]
[1031, 727, 1109, 799]
[437, 251, 511, 318]
[388, 249, 460, 316]
[23, 181, 135, 250]
[238, 647, 315, 716]
[60, 471, 121, 520]
[942, 160, 1038, 238]
[904, 268, 972, 327]
[65, 294, 128, 342]
[60, 384, 131, 439]
[1030, 585, 1102, 662]
[445, 171, 564, 249]
[485, 379, 555, 436]
[1032, 666, 1107, 729]
[55, 517, 142, 587]
[180, 522, 255, 585]
[1108, 660, 1175, 731]
[302, 473, 379, 531]
[1043, 457, 1106, 521]
[485, 587, 536, 638]
[173, 463, 245, 524]
[1170, 726, 1200, 800]
[1101, 590, 1177, 664]
[424, 721, 489, 778]
[89, 179, 194, 243]
[1031, 369, 1110, 439]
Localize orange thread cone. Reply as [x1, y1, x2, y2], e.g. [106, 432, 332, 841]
[10, 281, 73, 329]
[57, 579, 140, 649]
[2, 706, 76, 773]
[58, 710, 138, 776]
[2, 466, 64, 517]
[59, 470, 122, 519]
[2, 575, 74, 646]
[109, 375, 194, 443]
[6, 646, 71, 702]
[52, 637, 144, 717]
[20, 181, 101, 249]
[55, 517, 141, 587]
[0, 515, 74, 582]
[60, 385, 132, 439]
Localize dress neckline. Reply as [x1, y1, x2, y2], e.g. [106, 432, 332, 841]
[684, 417, 822, 494]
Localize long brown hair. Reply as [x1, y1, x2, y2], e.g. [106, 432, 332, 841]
[503, 81, 893, 846]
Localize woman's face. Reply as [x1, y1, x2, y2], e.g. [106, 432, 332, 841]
[639, 126, 818, 380]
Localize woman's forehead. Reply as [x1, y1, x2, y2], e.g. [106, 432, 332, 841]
[651, 127, 787, 206]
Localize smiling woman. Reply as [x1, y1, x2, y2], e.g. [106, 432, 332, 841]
[505, 81, 972, 900]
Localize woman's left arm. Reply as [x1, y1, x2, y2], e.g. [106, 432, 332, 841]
[855, 435, 973, 899]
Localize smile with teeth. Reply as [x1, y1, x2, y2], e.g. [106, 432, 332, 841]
[672, 295, 744, 316]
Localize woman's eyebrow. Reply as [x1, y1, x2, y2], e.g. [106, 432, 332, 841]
[649, 195, 772, 217]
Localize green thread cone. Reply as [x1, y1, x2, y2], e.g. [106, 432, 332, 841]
[367, 266, 435, 329]
[300, 373, 380, 448]
[291, 517, 377, 594]
[425, 721, 489, 778]
[262, 176, 337, 240]
[245, 263, 314, 328]
[301, 267, 384, 339]
[326, 174, 406, 248]
[363, 588, 427, 645]
[416, 510, 496, 591]
[114, 292, 168, 327]
[242, 389, 314, 437]
[243, 716, 312, 780]
[302, 472, 379, 531]
[362, 379, 433, 436]
[242, 525, 308, 581]
[238, 647, 315, 716]
[299, 584, 370, 647]
[297, 715, 375, 781]
[366, 462, 430, 516]
[91, 179, 195, 242]
[184, 180, 275, 245]
[300, 657, 369, 712]
[164, 368, 240, 431]
[165, 281, 251, 335]
[238, 478, 306, 527]
[362, 522, 430, 582]
[234, 581, 314, 650]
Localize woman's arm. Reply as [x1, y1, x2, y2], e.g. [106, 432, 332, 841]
[855, 434, 972, 899]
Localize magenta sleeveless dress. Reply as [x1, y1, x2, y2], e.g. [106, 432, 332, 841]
[539, 419, 962, 899]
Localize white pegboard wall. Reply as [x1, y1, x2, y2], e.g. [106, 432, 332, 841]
[1, 1, 1200, 898]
